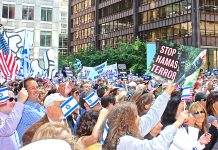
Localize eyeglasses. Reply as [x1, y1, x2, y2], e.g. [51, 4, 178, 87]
[193, 111, 205, 115]
[8, 97, 17, 102]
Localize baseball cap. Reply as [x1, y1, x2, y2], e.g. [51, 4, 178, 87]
[128, 82, 137, 87]
[44, 93, 67, 108]
[195, 92, 207, 102]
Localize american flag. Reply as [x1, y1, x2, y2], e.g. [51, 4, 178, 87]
[0, 33, 18, 79]
[181, 86, 194, 101]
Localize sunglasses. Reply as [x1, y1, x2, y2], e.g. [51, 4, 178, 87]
[193, 111, 205, 115]
[75, 91, 80, 95]
[8, 97, 17, 102]
[201, 99, 207, 102]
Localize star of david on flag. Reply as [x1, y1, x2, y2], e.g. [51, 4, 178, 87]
[60, 96, 79, 118]
[0, 87, 9, 106]
[84, 92, 100, 108]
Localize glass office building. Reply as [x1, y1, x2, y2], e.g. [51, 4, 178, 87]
[70, 0, 218, 70]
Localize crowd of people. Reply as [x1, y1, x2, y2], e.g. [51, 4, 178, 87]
[0, 75, 218, 150]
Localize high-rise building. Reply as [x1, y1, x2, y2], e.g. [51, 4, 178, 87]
[0, 0, 69, 70]
[70, 0, 218, 70]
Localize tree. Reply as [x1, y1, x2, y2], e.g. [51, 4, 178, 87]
[58, 39, 147, 75]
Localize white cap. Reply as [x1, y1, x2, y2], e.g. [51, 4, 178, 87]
[20, 139, 71, 150]
[44, 93, 67, 108]
[128, 82, 137, 87]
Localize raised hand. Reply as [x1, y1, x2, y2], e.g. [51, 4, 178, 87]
[199, 132, 211, 145]
[165, 81, 176, 95]
[173, 111, 189, 128]
[17, 88, 29, 103]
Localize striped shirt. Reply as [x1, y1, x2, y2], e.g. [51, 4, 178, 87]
[17, 101, 45, 142]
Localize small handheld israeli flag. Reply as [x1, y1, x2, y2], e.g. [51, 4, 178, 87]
[101, 120, 109, 144]
[60, 96, 79, 118]
[0, 87, 9, 106]
[181, 86, 193, 101]
[84, 92, 100, 107]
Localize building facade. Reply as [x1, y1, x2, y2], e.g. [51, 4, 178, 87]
[0, 0, 68, 69]
[70, 0, 218, 70]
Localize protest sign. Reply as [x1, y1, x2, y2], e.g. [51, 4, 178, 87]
[150, 41, 206, 86]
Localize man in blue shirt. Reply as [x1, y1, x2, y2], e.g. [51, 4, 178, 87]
[17, 77, 45, 142]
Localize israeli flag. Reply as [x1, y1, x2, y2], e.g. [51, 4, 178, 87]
[101, 120, 109, 144]
[181, 86, 193, 101]
[0, 87, 9, 105]
[60, 96, 79, 118]
[84, 92, 100, 107]
[19, 29, 30, 79]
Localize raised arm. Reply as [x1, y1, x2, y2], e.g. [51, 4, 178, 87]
[139, 83, 174, 137]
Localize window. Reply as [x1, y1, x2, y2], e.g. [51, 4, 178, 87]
[22, 6, 34, 20]
[2, 4, 15, 19]
[40, 31, 52, 47]
[41, 7, 52, 22]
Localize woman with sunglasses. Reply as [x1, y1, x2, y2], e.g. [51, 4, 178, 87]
[189, 102, 217, 150]
[206, 92, 218, 149]
[161, 92, 211, 150]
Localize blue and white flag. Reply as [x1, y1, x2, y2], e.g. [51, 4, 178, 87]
[0, 87, 9, 106]
[18, 29, 30, 79]
[101, 120, 109, 144]
[181, 86, 193, 101]
[60, 96, 79, 118]
[84, 92, 100, 107]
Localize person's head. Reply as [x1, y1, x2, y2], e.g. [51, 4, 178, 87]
[101, 95, 116, 110]
[115, 90, 127, 103]
[128, 82, 137, 90]
[130, 90, 154, 116]
[76, 110, 99, 137]
[206, 81, 214, 91]
[97, 87, 106, 98]
[104, 102, 140, 150]
[0, 91, 16, 115]
[194, 81, 202, 93]
[36, 78, 43, 88]
[189, 102, 207, 131]
[161, 91, 183, 128]
[38, 89, 46, 104]
[70, 86, 80, 101]
[20, 77, 39, 102]
[136, 84, 147, 91]
[206, 91, 218, 116]
[32, 122, 80, 150]
[195, 92, 207, 107]
[80, 83, 90, 91]
[79, 90, 102, 111]
[110, 87, 121, 96]
[44, 93, 66, 122]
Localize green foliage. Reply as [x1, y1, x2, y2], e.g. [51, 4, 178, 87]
[58, 39, 147, 75]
